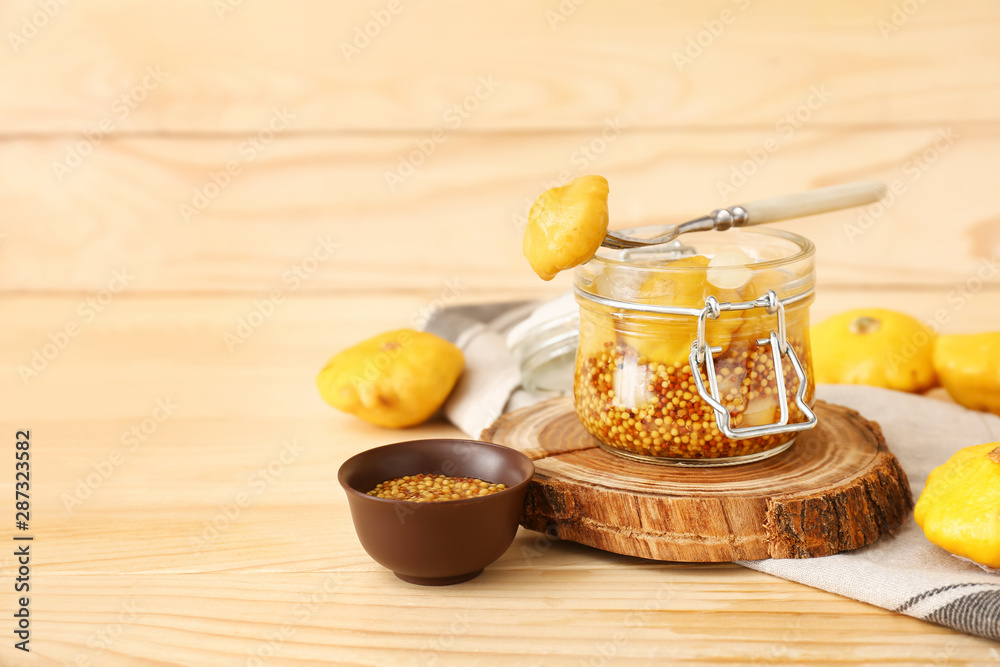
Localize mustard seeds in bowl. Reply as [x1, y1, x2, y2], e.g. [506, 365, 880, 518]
[339, 439, 534, 585]
[367, 474, 507, 502]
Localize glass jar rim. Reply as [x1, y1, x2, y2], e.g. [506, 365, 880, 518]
[585, 227, 815, 273]
[575, 227, 816, 317]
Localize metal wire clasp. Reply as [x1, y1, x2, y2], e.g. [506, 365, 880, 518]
[688, 290, 818, 440]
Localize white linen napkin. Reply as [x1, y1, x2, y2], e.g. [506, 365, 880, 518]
[424, 297, 1000, 641]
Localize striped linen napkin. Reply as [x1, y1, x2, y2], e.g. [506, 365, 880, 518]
[425, 297, 1000, 641]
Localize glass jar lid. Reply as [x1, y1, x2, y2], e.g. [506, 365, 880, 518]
[506, 292, 579, 395]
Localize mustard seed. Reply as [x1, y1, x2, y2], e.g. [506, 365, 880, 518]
[573, 334, 813, 459]
[367, 474, 507, 501]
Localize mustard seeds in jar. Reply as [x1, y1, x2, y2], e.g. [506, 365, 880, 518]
[573, 229, 818, 465]
[367, 474, 507, 502]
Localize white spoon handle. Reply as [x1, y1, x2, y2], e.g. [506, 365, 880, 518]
[736, 180, 887, 224]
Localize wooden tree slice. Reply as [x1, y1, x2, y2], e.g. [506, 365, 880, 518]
[481, 398, 913, 562]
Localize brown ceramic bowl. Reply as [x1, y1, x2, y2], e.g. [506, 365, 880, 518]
[338, 439, 534, 585]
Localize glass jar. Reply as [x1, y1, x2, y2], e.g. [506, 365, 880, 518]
[573, 228, 817, 466]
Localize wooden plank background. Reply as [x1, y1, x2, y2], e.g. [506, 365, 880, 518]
[2, 0, 999, 132]
[2, 0, 1000, 664]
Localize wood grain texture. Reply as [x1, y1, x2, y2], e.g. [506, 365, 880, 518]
[483, 398, 912, 561]
[2, 126, 999, 292]
[5, 0, 1000, 661]
[9, 570, 1000, 667]
[1, 0, 998, 132]
[1, 293, 998, 664]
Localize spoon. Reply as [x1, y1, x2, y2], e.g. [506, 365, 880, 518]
[602, 180, 886, 249]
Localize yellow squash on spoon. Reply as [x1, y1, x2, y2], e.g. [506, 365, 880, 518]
[523, 175, 609, 280]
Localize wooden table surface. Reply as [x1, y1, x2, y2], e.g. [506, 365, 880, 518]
[3, 1, 1000, 664]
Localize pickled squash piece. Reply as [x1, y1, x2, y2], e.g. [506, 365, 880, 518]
[523, 175, 609, 281]
[625, 255, 744, 365]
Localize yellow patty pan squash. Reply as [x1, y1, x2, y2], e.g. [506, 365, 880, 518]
[523, 175, 609, 281]
[620, 255, 743, 365]
[914, 443, 1000, 568]
[811, 308, 936, 392]
[316, 329, 464, 428]
[627, 258, 800, 366]
[934, 333, 1000, 415]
